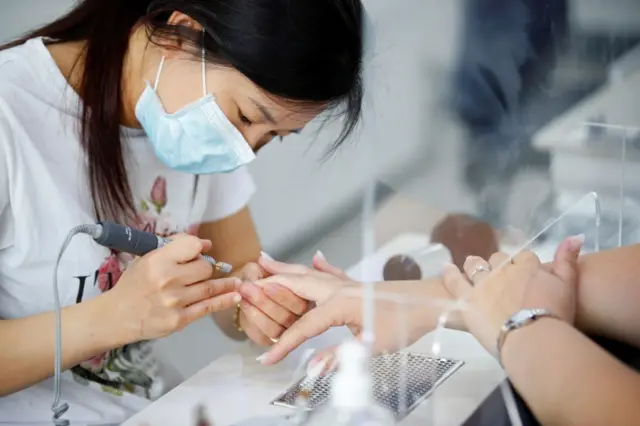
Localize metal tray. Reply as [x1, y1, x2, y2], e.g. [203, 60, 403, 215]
[271, 352, 464, 421]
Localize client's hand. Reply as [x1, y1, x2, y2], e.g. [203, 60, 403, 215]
[442, 235, 583, 356]
[233, 258, 309, 346]
[254, 263, 430, 365]
[232, 250, 345, 347]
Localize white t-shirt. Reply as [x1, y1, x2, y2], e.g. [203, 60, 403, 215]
[0, 38, 256, 425]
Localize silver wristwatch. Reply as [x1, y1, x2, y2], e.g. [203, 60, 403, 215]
[496, 308, 556, 365]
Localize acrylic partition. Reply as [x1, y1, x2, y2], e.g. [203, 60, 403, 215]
[350, 1, 640, 425]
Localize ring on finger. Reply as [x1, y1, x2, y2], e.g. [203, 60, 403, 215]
[470, 264, 491, 281]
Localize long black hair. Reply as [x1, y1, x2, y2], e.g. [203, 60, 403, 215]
[3, 0, 364, 222]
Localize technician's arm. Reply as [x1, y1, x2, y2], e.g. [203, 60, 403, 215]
[0, 293, 127, 396]
[198, 206, 261, 339]
[502, 318, 640, 425]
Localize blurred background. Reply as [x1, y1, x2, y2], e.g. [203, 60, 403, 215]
[2, 0, 640, 379]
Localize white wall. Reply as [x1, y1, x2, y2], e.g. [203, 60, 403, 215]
[0, 0, 74, 42]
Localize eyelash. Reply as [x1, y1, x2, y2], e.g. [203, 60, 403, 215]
[239, 113, 252, 125]
[239, 110, 280, 140]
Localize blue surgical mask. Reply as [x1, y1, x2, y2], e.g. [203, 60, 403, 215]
[135, 48, 255, 174]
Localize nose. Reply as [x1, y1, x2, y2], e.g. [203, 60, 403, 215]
[240, 126, 276, 151]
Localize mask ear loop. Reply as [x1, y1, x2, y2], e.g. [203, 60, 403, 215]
[201, 28, 208, 96]
[153, 56, 166, 91]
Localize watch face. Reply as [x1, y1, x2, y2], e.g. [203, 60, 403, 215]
[510, 310, 533, 324]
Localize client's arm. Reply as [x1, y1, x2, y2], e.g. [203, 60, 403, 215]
[502, 318, 640, 425]
[432, 214, 640, 348]
[566, 245, 640, 348]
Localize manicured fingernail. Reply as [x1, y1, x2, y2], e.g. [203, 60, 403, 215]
[568, 234, 585, 251]
[315, 250, 326, 260]
[260, 251, 274, 261]
[256, 353, 268, 364]
[233, 294, 242, 303]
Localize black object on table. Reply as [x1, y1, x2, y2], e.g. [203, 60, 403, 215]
[462, 335, 640, 426]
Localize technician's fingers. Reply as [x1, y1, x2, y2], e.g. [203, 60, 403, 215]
[258, 255, 311, 276]
[182, 292, 241, 324]
[239, 311, 273, 347]
[463, 256, 491, 285]
[262, 283, 310, 316]
[258, 305, 341, 365]
[442, 263, 473, 300]
[239, 283, 299, 327]
[161, 234, 211, 263]
[312, 251, 350, 280]
[174, 258, 215, 284]
[239, 300, 285, 341]
[179, 277, 242, 306]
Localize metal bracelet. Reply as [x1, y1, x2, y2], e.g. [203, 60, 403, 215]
[496, 308, 557, 367]
[233, 303, 244, 333]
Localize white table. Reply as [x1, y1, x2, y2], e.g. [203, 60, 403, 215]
[123, 233, 558, 426]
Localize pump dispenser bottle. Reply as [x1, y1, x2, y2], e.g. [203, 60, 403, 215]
[303, 341, 395, 426]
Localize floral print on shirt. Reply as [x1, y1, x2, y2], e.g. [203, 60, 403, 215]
[71, 176, 200, 400]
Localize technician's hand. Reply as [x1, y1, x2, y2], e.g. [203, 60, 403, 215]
[107, 234, 242, 342]
[234, 255, 312, 346]
[442, 235, 583, 356]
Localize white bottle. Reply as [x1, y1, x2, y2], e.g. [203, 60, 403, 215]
[304, 341, 396, 426]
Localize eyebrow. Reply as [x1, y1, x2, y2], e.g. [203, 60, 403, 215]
[249, 97, 277, 125]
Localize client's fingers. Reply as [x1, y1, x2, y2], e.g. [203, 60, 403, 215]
[258, 254, 310, 275]
[239, 283, 298, 327]
[442, 263, 473, 300]
[463, 256, 491, 285]
[239, 310, 273, 347]
[312, 251, 350, 280]
[256, 274, 335, 303]
[239, 300, 285, 341]
[258, 305, 341, 365]
[262, 283, 310, 316]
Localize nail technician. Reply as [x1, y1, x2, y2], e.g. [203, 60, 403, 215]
[0, 0, 363, 424]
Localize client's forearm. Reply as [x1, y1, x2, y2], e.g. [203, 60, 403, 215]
[541, 245, 640, 347]
[502, 318, 640, 426]
[377, 277, 465, 331]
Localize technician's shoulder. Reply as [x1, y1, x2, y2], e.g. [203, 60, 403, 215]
[0, 41, 43, 95]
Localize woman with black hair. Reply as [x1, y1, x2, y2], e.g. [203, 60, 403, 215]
[0, 0, 363, 423]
